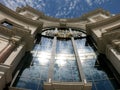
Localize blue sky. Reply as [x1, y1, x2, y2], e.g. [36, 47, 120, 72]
[0, 0, 120, 18]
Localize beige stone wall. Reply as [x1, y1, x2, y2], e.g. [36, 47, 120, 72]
[106, 45, 120, 74]
[19, 10, 39, 20]
[44, 82, 92, 90]
[0, 74, 6, 90]
[4, 43, 26, 72]
[86, 13, 120, 76]
[0, 37, 8, 52]
[0, 4, 42, 90]
[0, 11, 39, 35]
[88, 13, 109, 22]
[0, 64, 12, 90]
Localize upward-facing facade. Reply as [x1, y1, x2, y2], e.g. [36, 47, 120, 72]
[0, 3, 119, 90]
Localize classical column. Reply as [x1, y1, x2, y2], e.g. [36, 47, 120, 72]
[47, 28, 57, 82]
[69, 28, 86, 82]
[0, 43, 9, 54]
[0, 42, 15, 63]
[0, 36, 21, 63]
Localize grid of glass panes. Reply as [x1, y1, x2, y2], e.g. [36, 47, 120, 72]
[75, 38, 119, 90]
[13, 35, 120, 90]
[14, 37, 53, 90]
[54, 39, 81, 82]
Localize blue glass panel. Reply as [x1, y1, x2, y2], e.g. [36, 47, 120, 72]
[81, 59, 96, 68]
[2, 21, 13, 29]
[83, 67, 92, 81]
[59, 67, 73, 82]
[40, 66, 49, 82]
[32, 57, 50, 66]
[54, 39, 80, 82]
[16, 77, 39, 90]
[56, 39, 74, 54]
[95, 80, 114, 90]
[92, 68, 107, 80]
[38, 37, 53, 52]
[92, 82, 97, 90]
[67, 60, 77, 67]
[54, 58, 80, 82]
[14, 36, 52, 90]
[54, 68, 60, 81]
[75, 38, 120, 90]
[38, 80, 44, 90]
[72, 67, 79, 75]
[14, 36, 119, 90]
[33, 44, 40, 50]
[20, 67, 40, 79]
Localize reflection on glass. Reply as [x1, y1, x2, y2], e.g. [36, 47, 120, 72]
[56, 59, 66, 67]
[75, 38, 119, 90]
[16, 77, 39, 90]
[38, 37, 53, 52]
[33, 51, 51, 66]
[54, 39, 80, 82]
[37, 58, 49, 66]
[14, 36, 52, 90]
[13, 35, 119, 90]
[56, 39, 74, 54]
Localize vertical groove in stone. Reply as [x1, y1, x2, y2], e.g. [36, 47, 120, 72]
[0, 42, 15, 63]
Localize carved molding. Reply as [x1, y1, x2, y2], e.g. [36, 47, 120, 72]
[86, 14, 120, 30]
[0, 24, 34, 51]
[111, 39, 120, 52]
[0, 3, 42, 26]
[16, 4, 110, 23]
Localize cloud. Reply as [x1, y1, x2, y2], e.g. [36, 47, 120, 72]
[0, 0, 45, 11]
[85, 0, 110, 6]
[0, 0, 111, 18]
[86, 0, 92, 6]
[2, 0, 18, 10]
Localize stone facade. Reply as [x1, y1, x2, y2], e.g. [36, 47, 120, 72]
[0, 3, 119, 90]
[86, 14, 120, 75]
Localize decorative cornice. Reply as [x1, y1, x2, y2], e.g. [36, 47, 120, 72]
[16, 5, 45, 17]
[0, 4, 113, 30]
[42, 26, 86, 33]
[80, 8, 110, 19]
[16, 5, 110, 23]
[10, 36, 21, 46]
[86, 14, 120, 29]
[0, 3, 42, 26]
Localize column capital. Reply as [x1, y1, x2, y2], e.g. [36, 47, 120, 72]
[9, 36, 21, 46]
